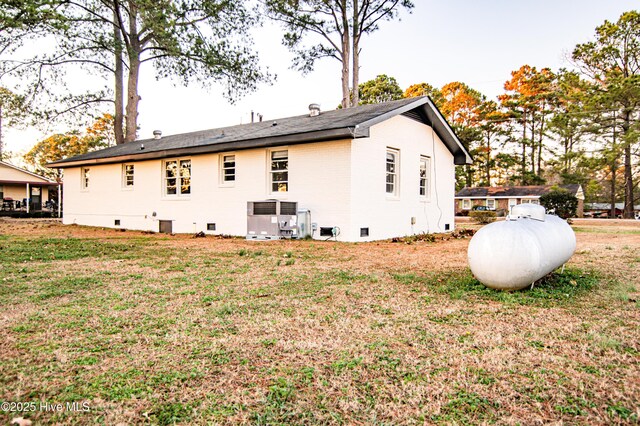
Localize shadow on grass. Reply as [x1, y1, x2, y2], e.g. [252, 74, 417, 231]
[393, 267, 599, 307]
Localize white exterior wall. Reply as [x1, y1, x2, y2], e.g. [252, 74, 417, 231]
[62, 116, 457, 241]
[350, 116, 455, 241]
[62, 140, 352, 238]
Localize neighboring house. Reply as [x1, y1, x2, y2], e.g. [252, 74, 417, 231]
[584, 203, 640, 218]
[0, 161, 59, 213]
[455, 184, 585, 217]
[47, 97, 472, 241]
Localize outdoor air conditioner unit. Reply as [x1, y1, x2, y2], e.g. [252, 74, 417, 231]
[247, 200, 299, 240]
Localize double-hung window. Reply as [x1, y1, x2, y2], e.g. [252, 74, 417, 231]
[164, 159, 191, 196]
[221, 155, 235, 184]
[419, 156, 430, 199]
[386, 148, 399, 196]
[462, 199, 471, 210]
[81, 168, 90, 190]
[123, 164, 134, 188]
[486, 198, 496, 210]
[270, 150, 288, 193]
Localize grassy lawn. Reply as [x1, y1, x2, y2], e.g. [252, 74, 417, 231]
[0, 220, 638, 425]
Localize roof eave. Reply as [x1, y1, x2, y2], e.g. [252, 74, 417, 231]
[47, 127, 366, 168]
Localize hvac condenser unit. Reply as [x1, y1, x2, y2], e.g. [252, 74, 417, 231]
[247, 200, 298, 240]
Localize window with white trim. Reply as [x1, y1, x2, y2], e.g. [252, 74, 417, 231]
[123, 164, 134, 188]
[386, 148, 399, 196]
[419, 156, 430, 199]
[270, 150, 288, 193]
[164, 159, 191, 196]
[81, 168, 90, 190]
[221, 154, 235, 184]
[486, 199, 496, 210]
[462, 199, 471, 210]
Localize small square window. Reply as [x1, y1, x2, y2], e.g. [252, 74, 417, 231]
[360, 227, 369, 237]
[320, 227, 333, 237]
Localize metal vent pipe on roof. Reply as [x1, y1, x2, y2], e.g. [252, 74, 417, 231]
[153, 130, 162, 139]
[309, 103, 321, 117]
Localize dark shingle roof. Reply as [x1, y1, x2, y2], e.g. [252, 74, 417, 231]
[47, 97, 472, 167]
[456, 184, 582, 198]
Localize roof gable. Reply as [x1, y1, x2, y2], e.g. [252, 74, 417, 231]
[47, 97, 472, 168]
[0, 161, 56, 184]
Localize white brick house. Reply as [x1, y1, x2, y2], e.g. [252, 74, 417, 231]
[49, 97, 472, 241]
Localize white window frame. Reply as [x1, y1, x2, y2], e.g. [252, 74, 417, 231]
[122, 164, 134, 189]
[419, 155, 431, 200]
[81, 167, 90, 191]
[219, 154, 236, 187]
[163, 158, 191, 197]
[462, 199, 471, 210]
[486, 198, 496, 210]
[268, 149, 288, 194]
[386, 148, 400, 198]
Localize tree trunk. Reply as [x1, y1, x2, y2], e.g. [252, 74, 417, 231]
[521, 113, 527, 184]
[611, 118, 617, 218]
[622, 110, 634, 219]
[113, 5, 124, 145]
[530, 115, 536, 175]
[537, 112, 544, 176]
[485, 135, 491, 185]
[339, 1, 350, 109]
[124, 1, 140, 142]
[351, 1, 360, 106]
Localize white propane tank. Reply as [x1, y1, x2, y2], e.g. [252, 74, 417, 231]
[467, 204, 576, 290]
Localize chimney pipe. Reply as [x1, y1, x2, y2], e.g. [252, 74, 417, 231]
[251, 110, 255, 123]
[309, 103, 321, 117]
[258, 113, 263, 122]
[153, 130, 162, 140]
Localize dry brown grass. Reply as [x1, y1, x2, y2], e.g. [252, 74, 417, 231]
[0, 218, 638, 425]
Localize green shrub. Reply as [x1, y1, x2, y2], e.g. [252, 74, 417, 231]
[469, 210, 496, 224]
[540, 189, 578, 218]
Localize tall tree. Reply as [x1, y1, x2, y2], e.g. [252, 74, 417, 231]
[264, 0, 414, 109]
[358, 74, 402, 104]
[573, 10, 640, 218]
[24, 113, 114, 177]
[476, 100, 507, 186]
[404, 82, 443, 106]
[1, 0, 270, 144]
[499, 65, 554, 185]
[440, 82, 483, 188]
[547, 69, 595, 183]
[0, 87, 27, 157]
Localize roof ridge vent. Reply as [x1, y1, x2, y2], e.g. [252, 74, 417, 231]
[309, 103, 321, 117]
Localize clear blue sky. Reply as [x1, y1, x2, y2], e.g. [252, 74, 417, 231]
[5, 0, 638, 153]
